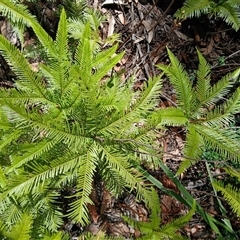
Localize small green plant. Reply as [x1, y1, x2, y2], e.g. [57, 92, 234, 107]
[155, 48, 240, 237]
[0, 1, 162, 238]
[175, 0, 240, 31]
[156, 48, 240, 176]
[213, 166, 240, 218]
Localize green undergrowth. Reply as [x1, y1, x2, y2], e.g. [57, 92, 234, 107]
[0, 0, 240, 239]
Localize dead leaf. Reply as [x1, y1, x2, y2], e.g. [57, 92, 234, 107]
[1, 20, 17, 45]
[201, 37, 214, 55]
[117, 10, 125, 25]
[142, 19, 155, 43]
[29, 62, 40, 72]
[161, 174, 179, 193]
[108, 14, 115, 37]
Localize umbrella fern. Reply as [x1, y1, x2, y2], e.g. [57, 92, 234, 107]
[0, 1, 163, 237]
[175, 0, 240, 31]
[157, 48, 240, 175]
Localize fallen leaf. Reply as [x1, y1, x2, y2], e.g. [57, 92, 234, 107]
[142, 19, 156, 43]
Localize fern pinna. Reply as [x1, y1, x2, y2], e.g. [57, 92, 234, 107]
[0, 1, 162, 238]
[175, 0, 240, 31]
[157, 48, 240, 175]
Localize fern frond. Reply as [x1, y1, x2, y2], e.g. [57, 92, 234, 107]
[201, 68, 240, 107]
[91, 50, 124, 84]
[98, 77, 162, 137]
[203, 87, 240, 126]
[157, 48, 194, 116]
[215, 3, 240, 31]
[213, 181, 240, 217]
[98, 144, 154, 209]
[2, 152, 83, 201]
[195, 124, 240, 161]
[6, 140, 58, 174]
[0, 0, 36, 26]
[67, 145, 97, 225]
[123, 189, 160, 237]
[224, 167, 240, 181]
[155, 107, 188, 126]
[0, 129, 22, 152]
[2, 104, 92, 149]
[75, 23, 94, 82]
[0, 0, 57, 58]
[194, 49, 211, 106]
[175, 0, 211, 18]
[8, 213, 33, 240]
[0, 35, 45, 96]
[1, 200, 23, 226]
[177, 125, 204, 175]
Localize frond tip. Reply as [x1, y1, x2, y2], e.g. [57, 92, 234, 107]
[213, 181, 240, 218]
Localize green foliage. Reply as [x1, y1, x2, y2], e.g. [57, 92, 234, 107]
[2, 0, 240, 238]
[157, 48, 240, 175]
[0, 1, 163, 238]
[175, 0, 240, 31]
[124, 190, 196, 239]
[213, 167, 240, 218]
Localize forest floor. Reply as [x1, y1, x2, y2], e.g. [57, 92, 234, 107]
[1, 0, 240, 239]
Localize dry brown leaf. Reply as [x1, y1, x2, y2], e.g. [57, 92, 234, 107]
[161, 174, 179, 193]
[202, 37, 214, 55]
[142, 19, 155, 43]
[108, 14, 115, 37]
[1, 20, 17, 45]
[117, 10, 126, 25]
[174, 30, 189, 41]
[29, 62, 40, 72]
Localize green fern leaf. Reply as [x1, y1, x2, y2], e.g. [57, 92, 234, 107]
[67, 145, 97, 225]
[0, 0, 57, 57]
[175, 0, 210, 18]
[0, 35, 45, 96]
[98, 77, 162, 137]
[7, 213, 33, 240]
[155, 107, 188, 126]
[216, 3, 240, 31]
[194, 49, 211, 111]
[6, 140, 58, 173]
[224, 167, 240, 181]
[195, 124, 240, 161]
[177, 125, 204, 175]
[157, 48, 194, 116]
[213, 181, 240, 217]
[203, 87, 240, 126]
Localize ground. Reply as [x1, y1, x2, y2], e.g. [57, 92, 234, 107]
[0, 0, 240, 239]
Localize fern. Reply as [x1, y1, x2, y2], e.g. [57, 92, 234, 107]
[175, 0, 240, 31]
[0, 213, 33, 240]
[213, 180, 240, 217]
[157, 48, 240, 175]
[213, 167, 240, 219]
[0, 2, 164, 238]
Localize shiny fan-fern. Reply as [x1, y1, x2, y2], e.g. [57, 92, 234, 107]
[0, 1, 162, 238]
[157, 48, 240, 175]
[175, 0, 240, 31]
